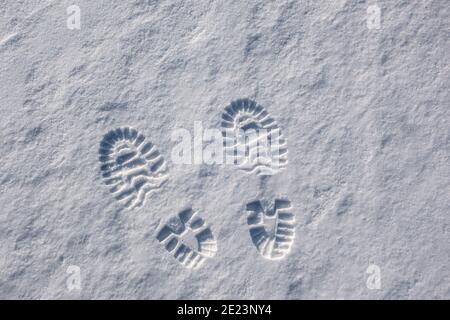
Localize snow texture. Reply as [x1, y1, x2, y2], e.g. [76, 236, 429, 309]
[0, 0, 449, 299]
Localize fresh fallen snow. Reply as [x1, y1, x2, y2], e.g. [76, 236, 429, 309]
[0, 0, 449, 299]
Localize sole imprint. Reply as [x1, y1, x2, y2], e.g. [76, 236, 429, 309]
[99, 126, 168, 210]
[246, 198, 295, 260]
[221, 98, 288, 176]
[156, 208, 217, 269]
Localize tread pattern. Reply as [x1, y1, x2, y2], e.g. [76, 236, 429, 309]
[221, 98, 288, 175]
[157, 208, 217, 269]
[99, 127, 168, 210]
[246, 199, 295, 260]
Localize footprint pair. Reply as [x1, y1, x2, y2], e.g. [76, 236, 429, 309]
[98, 99, 294, 269]
[154, 199, 295, 269]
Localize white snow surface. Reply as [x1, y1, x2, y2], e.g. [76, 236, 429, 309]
[0, 0, 449, 299]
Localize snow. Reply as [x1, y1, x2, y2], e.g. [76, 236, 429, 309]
[0, 0, 449, 299]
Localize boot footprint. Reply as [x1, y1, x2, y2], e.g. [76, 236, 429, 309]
[246, 198, 295, 260]
[156, 208, 217, 269]
[99, 126, 168, 210]
[221, 98, 288, 176]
